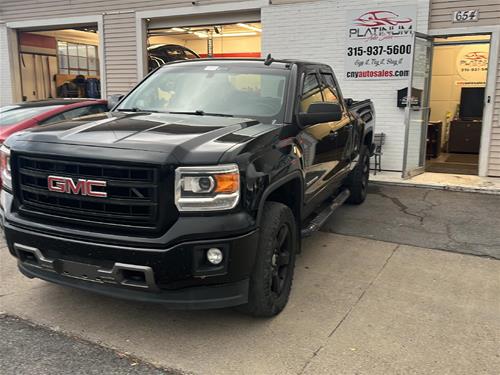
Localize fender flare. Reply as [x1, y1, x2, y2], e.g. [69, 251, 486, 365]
[256, 170, 304, 226]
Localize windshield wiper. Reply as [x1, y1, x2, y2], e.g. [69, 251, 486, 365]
[168, 110, 233, 117]
[116, 108, 159, 113]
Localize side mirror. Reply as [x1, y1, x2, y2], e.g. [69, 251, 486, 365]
[107, 94, 124, 110]
[298, 102, 342, 127]
[345, 98, 354, 107]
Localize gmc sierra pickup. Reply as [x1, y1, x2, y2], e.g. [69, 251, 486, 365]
[1, 58, 374, 317]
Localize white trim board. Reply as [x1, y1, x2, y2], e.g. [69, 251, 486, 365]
[480, 29, 499, 177]
[6, 16, 101, 30]
[135, 0, 268, 20]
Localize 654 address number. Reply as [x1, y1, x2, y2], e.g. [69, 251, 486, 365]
[347, 44, 412, 57]
[453, 10, 479, 23]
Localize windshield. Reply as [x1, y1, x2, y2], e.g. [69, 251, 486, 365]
[117, 64, 289, 124]
[0, 105, 63, 127]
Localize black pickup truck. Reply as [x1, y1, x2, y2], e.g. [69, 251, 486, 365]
[1, 58, 374, 317]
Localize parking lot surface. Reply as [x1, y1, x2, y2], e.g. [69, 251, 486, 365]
[1, 232, 499, 375]
[0, 315, 173, 375]
[324, 184, 500, 259]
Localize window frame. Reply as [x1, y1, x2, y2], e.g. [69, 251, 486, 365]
[57, 41, 99, 77]
[299, 71, 324, 113]
[320, 72, 346, 112]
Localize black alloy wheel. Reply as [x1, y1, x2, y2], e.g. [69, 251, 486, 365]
[237, 201, 297, 317]
[270, 223, 292, 297]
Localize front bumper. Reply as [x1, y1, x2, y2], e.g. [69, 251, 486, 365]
[2, 191, 259, 310]
[18, 260, 249, 309]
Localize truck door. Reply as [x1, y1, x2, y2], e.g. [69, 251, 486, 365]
[320, 72, 353, 176]
[297, 70, 339, 203]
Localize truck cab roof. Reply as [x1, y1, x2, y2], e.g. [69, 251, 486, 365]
[159, 57, 332, 71]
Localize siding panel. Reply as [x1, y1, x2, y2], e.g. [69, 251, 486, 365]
[102, 12, 137, 95]
[487, 47, 500, 177]
[429, 0, 500, 29]
[0, 0, 244, 22]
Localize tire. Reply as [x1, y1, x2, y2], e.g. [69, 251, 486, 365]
[345, 146, 370, 205]
[238, 201, 298, 317]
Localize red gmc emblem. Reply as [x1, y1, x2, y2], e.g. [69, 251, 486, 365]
[47, 175, 107, 198]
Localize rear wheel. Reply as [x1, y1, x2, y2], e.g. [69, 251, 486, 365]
[346, 146, 369, 205]
[238, 201, 297, 317]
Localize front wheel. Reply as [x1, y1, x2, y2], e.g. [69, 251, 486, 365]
[345, 146, 370, 205]
[237, 201, 297, 317]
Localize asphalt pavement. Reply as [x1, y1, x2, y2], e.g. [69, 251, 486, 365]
[324, 183, 500, 259]
[0, 315, 174, 375]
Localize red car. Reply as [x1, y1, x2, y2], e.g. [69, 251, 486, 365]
[0, 99, 108, 144]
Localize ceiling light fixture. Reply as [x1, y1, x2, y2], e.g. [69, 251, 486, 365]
[237, 23, 262, 32]
[195, 31, 257, 38]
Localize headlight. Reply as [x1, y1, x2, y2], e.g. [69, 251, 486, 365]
[175, 164, 240, 211]
[0, 145, 12, 191]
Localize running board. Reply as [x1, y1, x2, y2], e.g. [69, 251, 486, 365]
[301, 189, 350, 237]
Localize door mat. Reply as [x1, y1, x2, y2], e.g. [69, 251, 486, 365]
[445, 154, 479, 164]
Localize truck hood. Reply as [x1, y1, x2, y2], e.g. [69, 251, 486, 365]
[10, 112, 277, 164]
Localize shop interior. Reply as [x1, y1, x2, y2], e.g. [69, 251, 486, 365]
[17, 25, 101, 101]
[147, 21, 261, 71]
[426, 34, 490, 175]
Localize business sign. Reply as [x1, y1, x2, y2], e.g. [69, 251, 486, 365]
[345, 7, 417, 80]
[456, 44, 489, 86]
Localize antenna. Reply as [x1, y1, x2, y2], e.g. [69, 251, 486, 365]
[264, 53, 274, 66]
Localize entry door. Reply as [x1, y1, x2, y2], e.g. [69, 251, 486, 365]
[20, 53, 57, 101]
[20, 53, 37, 101]
[402, 33, 433, 178]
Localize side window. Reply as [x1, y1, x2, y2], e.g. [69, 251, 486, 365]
[61, 106, 94, 119]
[300, 73, 323, 112]
[166, 47, 184, 61]
[321, 73, 340, 105]
[40, 113, 66, 125]
[40, 105, 105, 126]
[184, 50, 198, 60]
[85, 104, 108, 114]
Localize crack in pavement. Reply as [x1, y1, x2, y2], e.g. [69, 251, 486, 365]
[371, 190, 500, 248]
[372, 190, 427, 223]
[297, 244, 400, 375]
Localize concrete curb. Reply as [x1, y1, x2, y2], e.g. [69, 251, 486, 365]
[371, 179, 500, 195]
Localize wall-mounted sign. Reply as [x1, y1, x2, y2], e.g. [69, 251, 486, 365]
[344, 7, 417, 81]
[397, 87, 422, 108]
[452, 9, 479, 23]
[456, 44, 489, 85]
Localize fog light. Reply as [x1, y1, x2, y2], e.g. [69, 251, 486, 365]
[206, 248, 223, 265]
